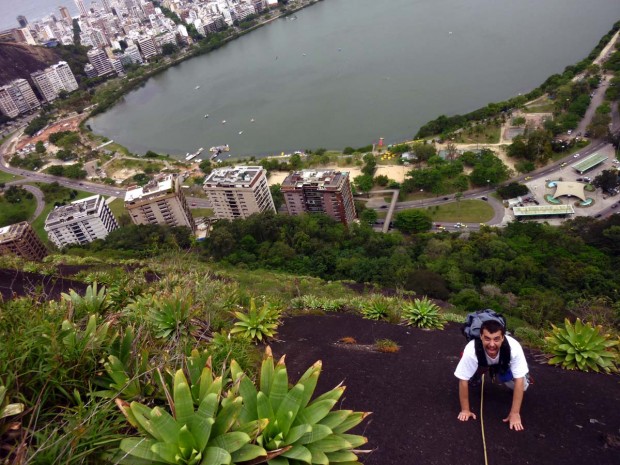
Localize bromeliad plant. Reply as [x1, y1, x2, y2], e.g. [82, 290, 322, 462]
[401, 297, 445, 330]
[116, 354, 269, 465]
[95, 327, 155, 401]
[359, 295, 394, 321]
[230, 347, 370, 465]
[230, 298, 282, 342]
[61, 282, 110, 317]
[545, 318, 619, 373]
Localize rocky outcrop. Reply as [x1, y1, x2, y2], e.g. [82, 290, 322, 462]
[0, 42, 61, 85]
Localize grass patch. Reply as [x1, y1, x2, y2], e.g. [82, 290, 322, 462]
[212, 265, 357, 302]
[523, 103, 555, 113]
[412, 199, 494, 222]
[0, 195, 37, 227]
[190, 208, 213, 217]
[454, 123, 501, 144]
[107, 198, 127, 220]
[106, 157, 165, 174]
[0, 171, 22, 183]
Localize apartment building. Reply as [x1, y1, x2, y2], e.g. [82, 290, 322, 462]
[0, 79, 40, 117]
[137, 35, 158, 60]
[0, 222, 47, 261]
[125, 175, 196, 230]
[87, 48, 115, 76]
[8, 78, 41, 113]
[125, 44, 144, 64]
[281, 170, 357, 226]
[44, 195, 119, 248]
[203, 166, 275, 220]
[30, 61, 79, 102]
[0, 86, 19, 118]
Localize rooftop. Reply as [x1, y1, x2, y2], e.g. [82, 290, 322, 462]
[46, 195, 102, 223]
[203, 166, 264, 188]
[513, 204, 575, 216]
[571, 152, 608, 173]
[0, 221, 29, 244]
[125, 175, 175, 202]
[282, 169, 349, 189]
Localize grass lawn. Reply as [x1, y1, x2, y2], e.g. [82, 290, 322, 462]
[191, 208, 213, 217]
[454, 123, 501, 144]
[0, 171, 22, 183]
[407, 199, 495, 222]
[0, 196, 37, 227]
[107, 198, 127, 220]
[523, 103, 555, 113]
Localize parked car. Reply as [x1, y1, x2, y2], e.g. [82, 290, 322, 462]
[481, 196, 488, 201]
[573, 153, 580, 158]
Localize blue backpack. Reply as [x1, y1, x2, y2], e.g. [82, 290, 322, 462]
[462, 309, 507, 341]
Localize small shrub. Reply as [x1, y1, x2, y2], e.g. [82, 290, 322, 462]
[339, 336, 357, 344]
[513, 326, 545, 349]
[402, 297, 445, 330]
[230, 297, 282, 342]
[442, 312, 466, 324]
[545, 318, 618, 373]
[360, 294, 394, 321]
[374, 338, 400, 353]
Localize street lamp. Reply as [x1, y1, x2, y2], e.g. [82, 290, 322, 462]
[486, 179, 490, 191]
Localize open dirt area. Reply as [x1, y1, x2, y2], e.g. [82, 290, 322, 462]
[272, 313, 620, 465]
[16, 113, 86, 150]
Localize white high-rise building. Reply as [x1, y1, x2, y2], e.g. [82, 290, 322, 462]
[74, 0, 88, 17]
[7, 79, 40, 113]
[87, 48, 115, 76]
[44, 195, 119, 248]
[125, 175, 196, 231]
[53, 61, 79, 92]
[30, 61, 79, 102]
[124, 44, 143, 63]
[137, 35, 158, 60]
[203, 166, 275, 220]
[0, 87, 19, 118]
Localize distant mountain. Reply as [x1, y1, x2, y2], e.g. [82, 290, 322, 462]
[0, 42, 62, 85]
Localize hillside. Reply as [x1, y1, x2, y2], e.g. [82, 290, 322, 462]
[0, 252, 617, 464]
[0, 42, 62, 85]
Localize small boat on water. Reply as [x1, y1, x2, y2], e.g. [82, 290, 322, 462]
[195, 85, 200, 90]
[209, 144, 230, 154]
[250, 118, 255, 122]
[185, 147, 204, 161]
[222, 120, 226, 124]
[238, 131, 243, 135]
[204, 114, 209, 118]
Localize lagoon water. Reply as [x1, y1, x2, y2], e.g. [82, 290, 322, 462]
[89, 0, 620, 158]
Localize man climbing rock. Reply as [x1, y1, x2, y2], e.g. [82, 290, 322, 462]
[455, 319, 530, 431]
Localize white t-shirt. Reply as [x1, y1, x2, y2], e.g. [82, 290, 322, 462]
[454, 335, 529, 381]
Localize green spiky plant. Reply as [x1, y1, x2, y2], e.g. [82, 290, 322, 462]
[61, 282, 110, 317]
[147, 289, 194, 339]
[95, 327, 155, 401]
[402, 297, 445, 330]
[360, 295, 393, 321]
[230, 346, 370, 465]
[230, 298, 281, 342]
[116, 356, 269, 465]
[545, 318, 619, 373]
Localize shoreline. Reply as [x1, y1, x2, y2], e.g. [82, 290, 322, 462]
[86, 14, 619, 161]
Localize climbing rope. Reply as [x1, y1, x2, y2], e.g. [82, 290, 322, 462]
[480, 373, 489, 465]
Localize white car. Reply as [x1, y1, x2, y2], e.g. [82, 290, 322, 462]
[573, 153, 580, 158]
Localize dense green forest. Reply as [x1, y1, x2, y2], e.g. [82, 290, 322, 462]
[198, 212, 620, 327]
